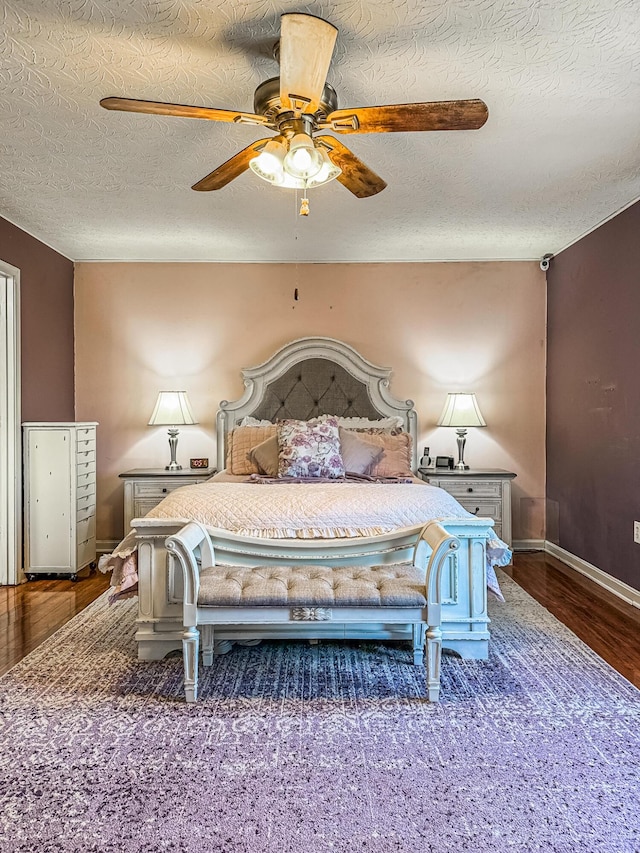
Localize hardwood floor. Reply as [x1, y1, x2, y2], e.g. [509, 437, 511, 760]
[0, 567, 110, 676]
[1, 553, 639, 687]
[502, 552, 640, 688]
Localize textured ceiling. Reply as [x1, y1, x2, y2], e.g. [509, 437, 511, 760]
[1, 0, 639, 262]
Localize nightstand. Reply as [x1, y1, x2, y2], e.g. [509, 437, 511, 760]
[119, 468, 216, 532]
[418, 468, 516, 546]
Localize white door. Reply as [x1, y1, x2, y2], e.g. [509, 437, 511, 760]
[0, 262, 21, 585]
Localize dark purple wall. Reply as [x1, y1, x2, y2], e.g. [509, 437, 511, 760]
[547, 200, 640, 591]
[0, 217, 75, 421]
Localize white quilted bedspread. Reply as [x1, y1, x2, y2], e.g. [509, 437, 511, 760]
[146, 480, 476, 539]
[104, 481, 510, 600]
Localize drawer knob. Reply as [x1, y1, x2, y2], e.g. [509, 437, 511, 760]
[473, 507, 480, 515]
[467, 487, 474, 493]
[162, 488, 167, 493]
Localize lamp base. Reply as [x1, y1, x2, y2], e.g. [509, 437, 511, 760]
[455, 428, 469, 470]
[166, 428, 182, 471]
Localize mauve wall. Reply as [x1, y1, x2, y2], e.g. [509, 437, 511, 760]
[74, 261, 546, 543]
[547, 200, 640, 591]
[0, 217, 75, 421]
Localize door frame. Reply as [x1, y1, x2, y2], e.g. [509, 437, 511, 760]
[0, 260, 21, 585]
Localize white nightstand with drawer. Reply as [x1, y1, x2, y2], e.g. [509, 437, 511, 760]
[417, 468, 516, 546]
[119, 468, 216, 533]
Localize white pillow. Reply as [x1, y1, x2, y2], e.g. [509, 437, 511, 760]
[337, 416, 405, 430]
[240, 416, 273, 427]
[242, 415, 405, 430]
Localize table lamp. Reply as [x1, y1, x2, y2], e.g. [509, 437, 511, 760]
[148, 391, 197, 470]
[437, 392, 486, 470]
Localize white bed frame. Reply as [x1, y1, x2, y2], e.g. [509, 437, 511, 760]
[132, 337, 493, 661]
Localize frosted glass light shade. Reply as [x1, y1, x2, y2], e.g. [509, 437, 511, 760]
[249, 139, 287, 184]
[437, 393, 486, 428]
[148, 392, 197, 426]
[283, 133, 323, 179]
[309, 147, 341, 186]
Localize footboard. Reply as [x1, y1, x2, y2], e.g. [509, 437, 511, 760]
[132, 517, 494, 661]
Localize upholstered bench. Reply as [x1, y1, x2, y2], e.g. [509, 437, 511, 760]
[166, 521, 459, 703]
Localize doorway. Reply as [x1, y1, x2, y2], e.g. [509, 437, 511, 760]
[0, 261, 21, 584]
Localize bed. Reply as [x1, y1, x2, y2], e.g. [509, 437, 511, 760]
[117, 336, 509, 661]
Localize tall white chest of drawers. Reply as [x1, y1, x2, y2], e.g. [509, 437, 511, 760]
[23, 422, 98, 580]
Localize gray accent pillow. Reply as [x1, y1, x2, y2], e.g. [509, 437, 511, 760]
[339, 428, 383, 475]
[249, 434, 279, 477]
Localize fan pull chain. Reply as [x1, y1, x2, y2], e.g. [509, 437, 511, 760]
[299, 180, 310, 216]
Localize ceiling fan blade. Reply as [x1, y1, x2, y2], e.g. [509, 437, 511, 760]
[316, 136, 386, 199]
[191, 137, 280, 191]
[279, 13, 338, 113]
[100, 97, 269, 127]
[324, 99, 489, 134]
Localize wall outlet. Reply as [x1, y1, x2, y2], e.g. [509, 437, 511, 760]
[635, 521, 640, 544]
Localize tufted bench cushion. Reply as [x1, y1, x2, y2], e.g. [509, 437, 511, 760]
[197, 564, 427, 607]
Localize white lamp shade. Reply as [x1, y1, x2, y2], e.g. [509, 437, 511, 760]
[307, 147, 341, 187]
[249, 139, 287, 184]
[437, 393, 486, 428]
[283, 133, 323, 179]
[148, 392, 197, 426]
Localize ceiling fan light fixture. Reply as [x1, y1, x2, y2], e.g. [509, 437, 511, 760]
[283, 133, 323, 179]
[249, 138, 287, 184]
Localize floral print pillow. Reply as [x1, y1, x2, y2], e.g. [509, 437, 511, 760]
[277, 417, 345, 478]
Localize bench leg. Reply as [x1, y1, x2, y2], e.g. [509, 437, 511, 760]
[412, 623, 427, 666]
[425, 625, 442, 702]
[201, 624, 214, 666]
[183, 627, 200, 703]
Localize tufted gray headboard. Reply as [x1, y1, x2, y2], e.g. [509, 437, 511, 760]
[216, 337, 417, 471]
[250, 357, 381, 422]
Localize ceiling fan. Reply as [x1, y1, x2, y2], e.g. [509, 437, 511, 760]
[100, 13, 488, 212]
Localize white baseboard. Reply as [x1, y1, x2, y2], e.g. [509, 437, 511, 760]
[513, 539, 545, 551]
[97, 540, 119, 555]
[545, 541, 640, 609]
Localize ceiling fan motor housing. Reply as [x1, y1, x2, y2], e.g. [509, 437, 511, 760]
[253, 77, 338, 132]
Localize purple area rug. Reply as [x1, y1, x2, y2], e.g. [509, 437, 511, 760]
[0, 573, 638, 853]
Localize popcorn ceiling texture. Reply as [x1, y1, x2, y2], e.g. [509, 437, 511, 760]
[0, 574, 638, 852]
[1, 0, 639, 261]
